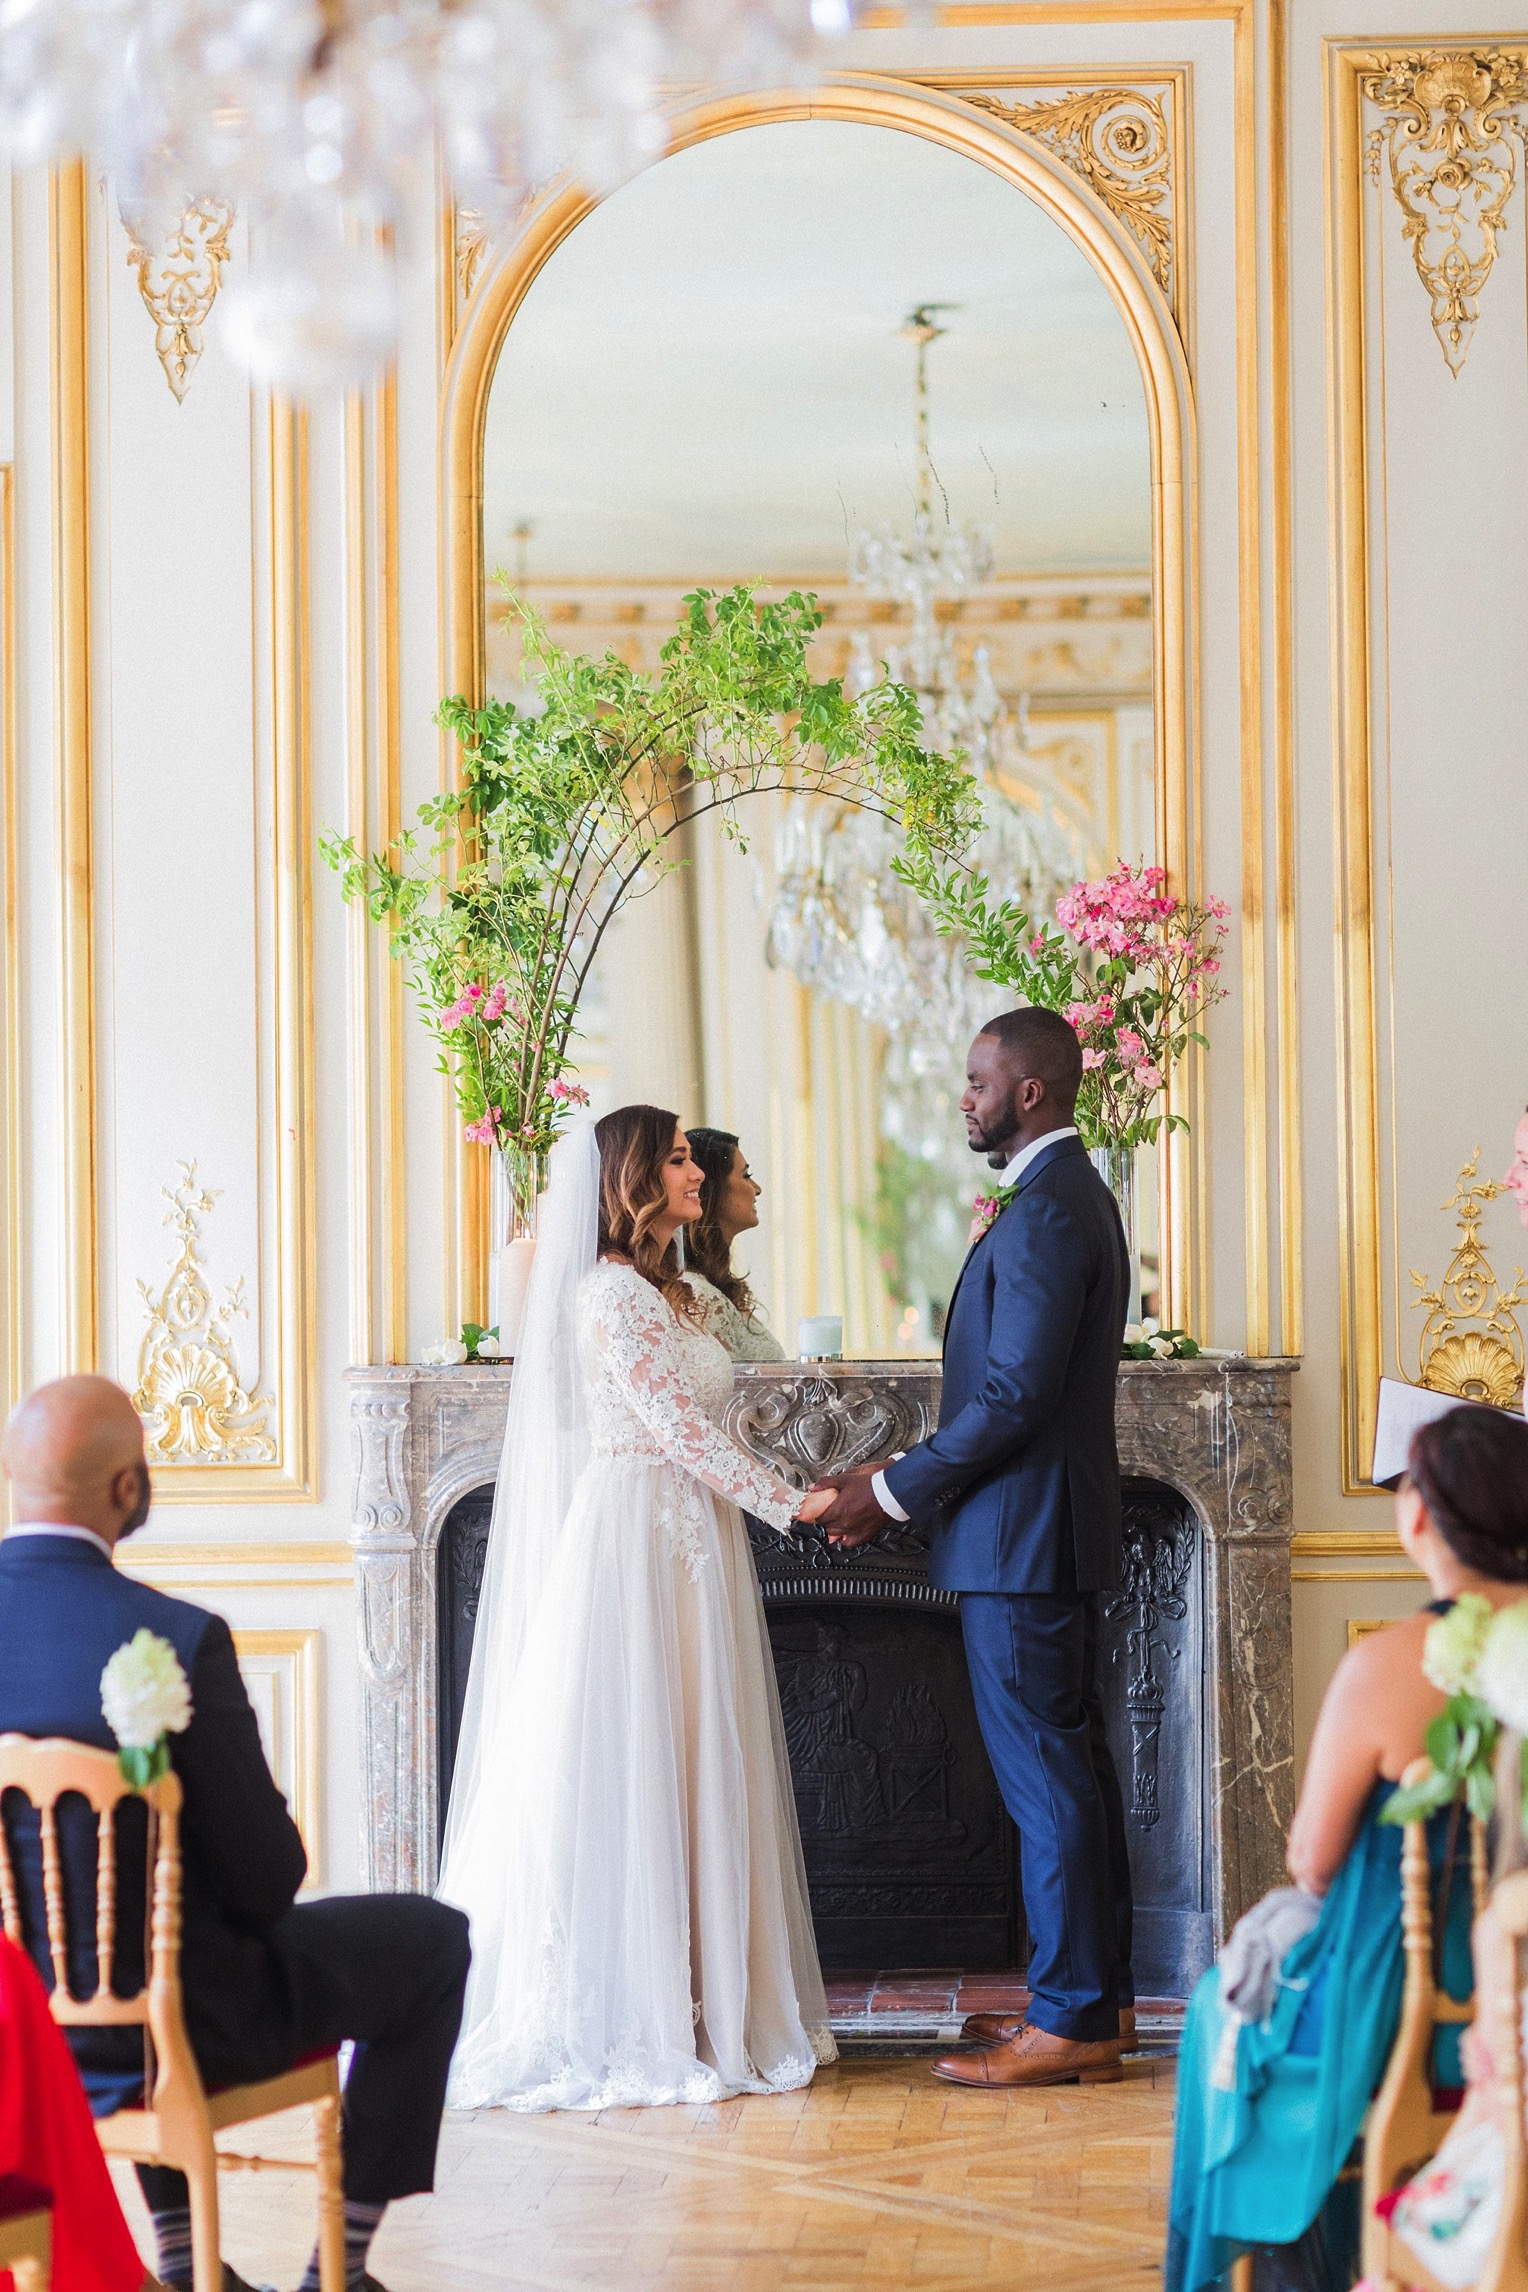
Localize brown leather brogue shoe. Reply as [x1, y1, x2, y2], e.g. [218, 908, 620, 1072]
[933, 2023, 1123, 2088]
[958, 2006, 1137, 2048]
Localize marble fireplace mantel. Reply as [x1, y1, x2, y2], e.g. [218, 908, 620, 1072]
[347, 1355, 1298, 1944]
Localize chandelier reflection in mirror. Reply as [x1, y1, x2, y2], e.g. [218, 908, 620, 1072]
[0, 0, 852, 393]
[767, 305, 1089, 1303]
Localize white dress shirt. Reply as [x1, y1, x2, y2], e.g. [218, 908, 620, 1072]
[5, 1520, 114, 1559]
[870, 1126, 1080, 1524]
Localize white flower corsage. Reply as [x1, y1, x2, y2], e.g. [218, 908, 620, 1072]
[100, 1629, 193, 1787]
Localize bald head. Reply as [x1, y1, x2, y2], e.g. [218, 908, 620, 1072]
[3, 1376, 151, 1544]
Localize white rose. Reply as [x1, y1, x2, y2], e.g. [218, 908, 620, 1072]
[474, 1333, 503, 1359]
[1476, 1601, 1528, 1735]
[1123, 1323, 1144, 1346]
[1142, 1317, 1162, 1337]
[422, 1339, 469, 1367]
[1148, 1334, 1174, 1358]
[100, 1630, 193, 1751]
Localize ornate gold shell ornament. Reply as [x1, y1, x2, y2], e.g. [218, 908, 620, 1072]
[132, 1163, 277, 1465]
[1410, 1151, 1525, 1407]
[1360, 49, 1528, 376]
[963, 87, 1174, 306]
[122, 196, 235, 402]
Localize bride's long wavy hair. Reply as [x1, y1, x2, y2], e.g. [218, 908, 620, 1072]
[594, 1103, 696, 1319]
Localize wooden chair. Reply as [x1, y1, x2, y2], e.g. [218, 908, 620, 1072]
[1361, 1758, 1489, 2289]
[0, 1735, 344, 2292]
[0, 2176, 51, 2291]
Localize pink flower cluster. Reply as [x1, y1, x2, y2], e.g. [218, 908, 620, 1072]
[547, 1080, 590, 1108]
[440, 979, 515, 1031]
[1054, 863, 1226, 1014]
[1055, 863, 1176, 959]
[464, 1107, 501, 1144]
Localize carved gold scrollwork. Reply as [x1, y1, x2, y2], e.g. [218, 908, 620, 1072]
[964, 87, 1174, 303]
[122, 198, 235, 402]
[455, 209, 491, 304]
[133, 1163, 277, 1464]
[1361, 50, 1528, 376]
[1409, 1151, 1526, 1406]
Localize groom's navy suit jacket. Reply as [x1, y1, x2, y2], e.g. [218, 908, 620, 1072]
[0, 1532, 308, 2106]
[882, 1133, 1129, 1595]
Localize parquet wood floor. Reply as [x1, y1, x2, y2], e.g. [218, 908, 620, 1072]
[110, 2056, 1177, 2292]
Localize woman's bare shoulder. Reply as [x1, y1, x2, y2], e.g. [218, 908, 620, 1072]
[1327, 1607, 1429, 1697]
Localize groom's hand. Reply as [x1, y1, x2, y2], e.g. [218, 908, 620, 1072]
[813, 1465, 886, 1550]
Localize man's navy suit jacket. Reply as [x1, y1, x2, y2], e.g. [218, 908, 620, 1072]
[882, 1133, 1129, 1596]
[0, 1532, 308, 2105]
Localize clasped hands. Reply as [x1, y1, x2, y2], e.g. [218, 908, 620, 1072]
[790, 1464, 885, 1550]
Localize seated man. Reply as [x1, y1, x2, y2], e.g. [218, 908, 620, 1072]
[0, 1376, 471, 2292]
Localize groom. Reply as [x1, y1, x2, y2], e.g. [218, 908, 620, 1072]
[811, 1006, 1134, 2088]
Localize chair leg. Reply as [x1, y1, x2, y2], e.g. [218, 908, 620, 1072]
[1228, 2259, 1254, 2292]
[314, 2089, 347, 2292]
[187, 2139, 223, 2292]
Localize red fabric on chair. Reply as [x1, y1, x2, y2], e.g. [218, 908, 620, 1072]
[0, 1935, 144, 2292]
[0, 2176, 51, 2219]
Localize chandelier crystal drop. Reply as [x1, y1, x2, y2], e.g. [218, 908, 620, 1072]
[0, 0, 855, 393]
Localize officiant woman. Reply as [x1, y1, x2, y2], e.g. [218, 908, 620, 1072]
[681, 1127, 787, 1362]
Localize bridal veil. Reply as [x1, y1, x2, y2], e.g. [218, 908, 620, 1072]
[438, 1118, 598, 1875]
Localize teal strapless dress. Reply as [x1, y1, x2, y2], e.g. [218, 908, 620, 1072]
[1166, 1781, 1474, 2292]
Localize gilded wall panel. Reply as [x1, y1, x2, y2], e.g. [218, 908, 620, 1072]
[94, 193, 316, 1496]
[1325, 40, 1528, 1506]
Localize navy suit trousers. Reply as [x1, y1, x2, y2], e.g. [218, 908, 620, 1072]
[135, 1892, 470, 2214]
[960, 1591, 1133, 2042]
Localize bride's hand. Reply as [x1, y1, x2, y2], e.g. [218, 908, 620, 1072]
[793, 1487, 836, 1524]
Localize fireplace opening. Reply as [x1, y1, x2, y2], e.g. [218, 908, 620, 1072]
[435, 1474, 1210, 1996]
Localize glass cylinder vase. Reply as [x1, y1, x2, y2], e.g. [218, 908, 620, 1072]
[1090, 1144, 1141, 1326]
[489, 1145, 547, 1355]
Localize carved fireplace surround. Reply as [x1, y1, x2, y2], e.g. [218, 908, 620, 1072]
[347, 1356, 1297, 1958]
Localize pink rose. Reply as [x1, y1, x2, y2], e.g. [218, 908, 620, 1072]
[1082, 1048, 1104, 1070]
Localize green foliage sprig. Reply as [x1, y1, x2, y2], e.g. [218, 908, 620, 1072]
[322, 584, 980, 1189]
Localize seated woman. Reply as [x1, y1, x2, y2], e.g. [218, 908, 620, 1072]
[681, 1127, 787, 1362]
[1168, 1403, 1528, 2292]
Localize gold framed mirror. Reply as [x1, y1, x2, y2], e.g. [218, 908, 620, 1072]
[442, 74, 1198, 1349]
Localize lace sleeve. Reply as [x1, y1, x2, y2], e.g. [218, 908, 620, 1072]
[591, 1271, 801, 1532]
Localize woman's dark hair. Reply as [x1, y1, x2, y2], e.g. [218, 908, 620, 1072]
[684, 1126, 757, 1319]
[1410, 1405, 1528, 1583]
[594, 1104, 693, 1319]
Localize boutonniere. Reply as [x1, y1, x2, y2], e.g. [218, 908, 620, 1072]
[968, 1183, 1018, 1248]
[100, 1629, 193, 1787]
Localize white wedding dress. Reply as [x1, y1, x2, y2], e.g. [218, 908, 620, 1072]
[439, 1145, 834, 2114]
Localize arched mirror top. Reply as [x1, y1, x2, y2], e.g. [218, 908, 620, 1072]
[442, 78, 1197, 1346]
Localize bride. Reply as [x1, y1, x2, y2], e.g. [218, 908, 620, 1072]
[439, 1103, 838, 2111]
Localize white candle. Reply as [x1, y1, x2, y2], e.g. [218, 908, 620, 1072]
[797, 1315, 843, 1361]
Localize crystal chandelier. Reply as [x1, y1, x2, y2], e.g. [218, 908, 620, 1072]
[846, 304, 1014, 775]
[0, 0, 853, 393]
[766, 302, 1087, 1112]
